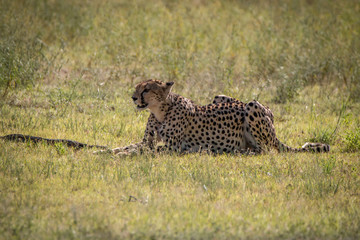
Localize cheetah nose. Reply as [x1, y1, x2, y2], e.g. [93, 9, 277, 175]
[132, 96, 138, 101]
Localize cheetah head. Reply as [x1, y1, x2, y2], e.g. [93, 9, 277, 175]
[132, 79, 174, 111]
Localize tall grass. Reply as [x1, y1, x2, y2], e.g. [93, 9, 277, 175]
[1, 0, 359, 102]
[0, 2, 43, 94]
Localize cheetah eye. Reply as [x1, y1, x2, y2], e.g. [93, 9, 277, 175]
[143, 89, 150, 93]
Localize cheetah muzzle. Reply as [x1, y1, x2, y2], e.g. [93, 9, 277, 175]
[136, 104, 148, 110]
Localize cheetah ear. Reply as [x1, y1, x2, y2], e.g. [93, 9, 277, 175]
[163, 81, 174, 96]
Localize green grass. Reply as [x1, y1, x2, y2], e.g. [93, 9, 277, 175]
[1, 0, 360, 239]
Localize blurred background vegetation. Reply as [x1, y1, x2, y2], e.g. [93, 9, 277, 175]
[1, 0, 359, 102]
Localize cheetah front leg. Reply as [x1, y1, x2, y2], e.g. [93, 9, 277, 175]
[94, 114, 162, 155]
[94, 139, 148, 156]
[157, 116, 187, 153]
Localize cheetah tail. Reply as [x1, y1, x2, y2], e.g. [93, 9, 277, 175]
[276, 139, 330, 153]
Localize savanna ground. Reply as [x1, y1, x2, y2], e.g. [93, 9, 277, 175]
[1, 0, 360, 239]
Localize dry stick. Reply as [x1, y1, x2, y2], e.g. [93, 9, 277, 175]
[128, 196, 138, 202]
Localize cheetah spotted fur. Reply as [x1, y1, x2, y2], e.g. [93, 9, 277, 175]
[100, 79, 330, 155]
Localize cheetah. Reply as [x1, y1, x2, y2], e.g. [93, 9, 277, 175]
[101, 79, 330, 155]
